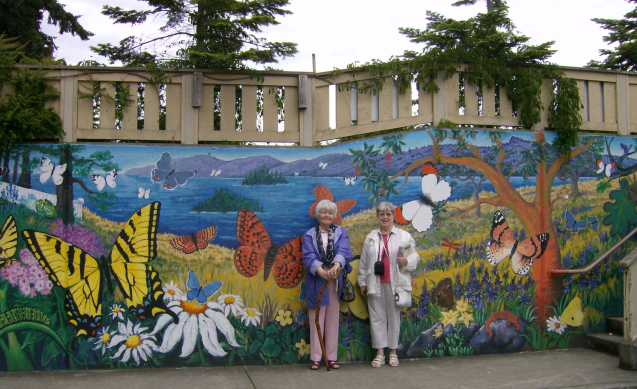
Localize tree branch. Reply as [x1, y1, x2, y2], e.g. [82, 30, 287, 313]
[71, 177, 95, 194]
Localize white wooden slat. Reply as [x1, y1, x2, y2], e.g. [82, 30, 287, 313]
[166, 83, 181, 132]
[284, 86, 299, 133]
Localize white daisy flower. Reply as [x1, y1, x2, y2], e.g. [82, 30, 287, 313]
[217, 294, 244, 317]
[151, 299, 239, 358]
[108, 319, 159, 365]
[93, 326, 116, 355]
[163, 280, 186, 302]
[240, 307, 262, 327]
[110, 304, 125, 320]
[547, 316, 567, 334]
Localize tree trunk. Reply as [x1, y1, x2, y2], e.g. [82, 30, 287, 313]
[11, 150, 19, 184]
[56, 145, 74, 224]
[472, 186, 482, 216]
[16, 151, 31, 188]
[569, 172, 581, 197]
[2, 150, 9, 183]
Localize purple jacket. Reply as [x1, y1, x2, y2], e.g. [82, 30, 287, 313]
[302, 226, 353, 309]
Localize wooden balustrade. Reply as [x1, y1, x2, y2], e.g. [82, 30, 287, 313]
[4, 64, 636, 146]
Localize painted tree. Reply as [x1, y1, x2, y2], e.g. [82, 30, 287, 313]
[387, 129, 594, 324]
[557, 137, 604, 197]
[603, 137, 637, 179]
[92, 0, 298, 69]
[588, 0, 637, 71]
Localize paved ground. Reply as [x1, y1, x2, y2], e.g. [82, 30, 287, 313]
[1, 348, 636, 389]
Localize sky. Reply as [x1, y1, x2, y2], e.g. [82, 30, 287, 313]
[42, 0, 634, 72]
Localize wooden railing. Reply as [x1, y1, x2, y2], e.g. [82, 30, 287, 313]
[3, 64, 634, 145]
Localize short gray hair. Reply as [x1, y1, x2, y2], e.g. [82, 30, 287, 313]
[376, 201, 395, 215]
[315, 199, 338, 220]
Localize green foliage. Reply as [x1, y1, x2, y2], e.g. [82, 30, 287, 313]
[602, 178, 637, 237]
[434, 324, 475, 357]
[589, 0, 637, 71]
[241, 167, 287, 186]
[192, 188, 263, 213]
[338, 2, 581, 156]
[350, 138, 403, 206]
[92, 0, 298, 69]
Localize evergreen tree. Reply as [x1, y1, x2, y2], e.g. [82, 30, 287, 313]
[0, 0, 92, 60]
[588, 0, 637, 71]
[92, 0, 298, 69]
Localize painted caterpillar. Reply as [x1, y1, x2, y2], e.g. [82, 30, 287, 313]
[0, 307, 51, 329]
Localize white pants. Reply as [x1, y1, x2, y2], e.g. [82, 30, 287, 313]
[368, 283, 401, 350]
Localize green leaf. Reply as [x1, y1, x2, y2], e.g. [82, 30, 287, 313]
[282, 350, 297, 364]
[602, 178, 637, 237]
[260, 337, 283, 358]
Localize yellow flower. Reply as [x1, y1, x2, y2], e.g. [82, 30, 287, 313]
[455, 298, 470, 313]
[433, 325, 444, 338]
[459, 311, 474, 327]
[296, 338, 310, 356]
[275, 309, 293, 326]
[440, 310, 458, 327]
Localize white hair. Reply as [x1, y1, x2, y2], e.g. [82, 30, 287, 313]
[376, 201, 395, 215]
[315, 199, 338, 220]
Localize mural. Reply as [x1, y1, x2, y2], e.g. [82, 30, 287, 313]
[0, 126, 631, 371]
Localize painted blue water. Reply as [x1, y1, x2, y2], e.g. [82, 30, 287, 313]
[30, 174, 583, 249]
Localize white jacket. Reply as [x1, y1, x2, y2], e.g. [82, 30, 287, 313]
[357, 226, 419, 297]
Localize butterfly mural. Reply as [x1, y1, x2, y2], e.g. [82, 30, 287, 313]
[186, 270, 222, 303]
[138, 187, 151, 199]
[395, 162, 451, 232]
[564, 209, 587, 232]
[343, 176, 357, 185]
[319, 162, 328, 169]
[0, 167, 9, 176]
[589, 217, 599, 232]
[152, 152, 195, 190]
[596, 159, 615, 177]
[169, 226, 218, 254]
[431, 277, 454, 309]
[234, 209, 304, 289]
[559, 297, 584, 327]
[308, 185, 356, 225]
[339, 256, 369, 322]
[0, 215, 17, 269]
[486, 210, 550, 275]
[39, 157, 66, 185]
[21, 202, 177, 338]
[92, 169, 117, 191]
[210, 169, 221, 177]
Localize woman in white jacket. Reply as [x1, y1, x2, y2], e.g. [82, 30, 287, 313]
[358, 202, 419, 368]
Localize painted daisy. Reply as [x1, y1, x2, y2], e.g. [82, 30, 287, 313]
[240, 307, 262, 327]
[108, 319, 159, 365]
[218, 294, 244, 317]
[151, 299, 239, 357]
[93, 326, 116, 355]
[547, 316, 567, 334]
[110, 304, 125, 321]
[163, 280, 186, 302]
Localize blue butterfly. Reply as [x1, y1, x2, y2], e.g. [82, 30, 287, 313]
[588, 217, 599, 232]
[298, 281, 306, 302]
[151, 152, 195, 190]
[296, 309, 308, 323]
[565, 210, 587, 232]
[186, 270, 222, 303]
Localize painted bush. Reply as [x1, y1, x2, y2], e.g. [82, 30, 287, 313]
[0, 127, 630, 371]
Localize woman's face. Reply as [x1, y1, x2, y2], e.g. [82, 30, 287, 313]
[377, 210, 394, 230]
[319, 209, 335, 228]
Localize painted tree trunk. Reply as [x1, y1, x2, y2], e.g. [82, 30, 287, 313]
[56, 145, 74, 224]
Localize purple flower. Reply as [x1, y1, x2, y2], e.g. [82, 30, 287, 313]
[48, 220, 106, 258]
[519, 293, 531, 305]
[0, 249, 52, 296]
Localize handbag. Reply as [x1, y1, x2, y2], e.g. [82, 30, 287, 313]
[341, 275, 356, 302]
[394, 287, 412, 308]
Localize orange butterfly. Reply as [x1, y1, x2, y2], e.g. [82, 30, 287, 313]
[486, 210, 549, 275]
[309, 185, 356, 225]
[169, 227, 217, 254]
[234, 209, 305, 289]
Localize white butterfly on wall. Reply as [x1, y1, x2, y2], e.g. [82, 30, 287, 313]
[210, 169, 221, 177]
[138, 187, 151, 199]
[294, 172, 299, 176]
[39, 157, 67, 185]
[395, 162, 451, 232]
[596, 159, 615, 177]
[91, 169, 117, 191]
[319, 162, 328, 169]
[343, 176, 357, 185]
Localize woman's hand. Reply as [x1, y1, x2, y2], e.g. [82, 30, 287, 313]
[397, 255, 408, 267]
[328, 262, 342, 279]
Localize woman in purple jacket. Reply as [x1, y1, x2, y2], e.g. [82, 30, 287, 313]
[302, 199, 353, 370]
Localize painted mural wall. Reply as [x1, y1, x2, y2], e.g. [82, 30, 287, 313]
[0, 126, 631, 371]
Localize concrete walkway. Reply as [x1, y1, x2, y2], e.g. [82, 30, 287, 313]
[1, 348, 636, 389]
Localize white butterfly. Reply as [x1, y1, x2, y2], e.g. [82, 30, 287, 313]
[343, 176, 357, 185]
[294, 172, 299, 176]
[396, 162, 451, 232]
[138, 187, 151, 199]
[596, 159, 615, 177]
[210, 169, 221, 177]
[39, 157, 67, 185]
[215, 169, 221, 176]
[319, 162, 328, 169]
[91, 169, 117, 191]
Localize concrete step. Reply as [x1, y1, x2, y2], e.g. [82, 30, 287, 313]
[607, 316, 624, 337]
[588, 332, 623, 355]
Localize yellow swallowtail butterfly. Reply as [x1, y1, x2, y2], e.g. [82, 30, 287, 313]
[0, 214, 17, 268]
[22, 202, 177, 338]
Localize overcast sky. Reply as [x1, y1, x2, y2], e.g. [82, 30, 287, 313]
[42, 0, 633, 72]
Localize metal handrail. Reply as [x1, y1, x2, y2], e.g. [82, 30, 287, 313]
[549, 226, 637, 277]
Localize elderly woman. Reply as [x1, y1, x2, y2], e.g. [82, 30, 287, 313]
[358, 201, 419, 368]
[302, 199, 353, 370]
